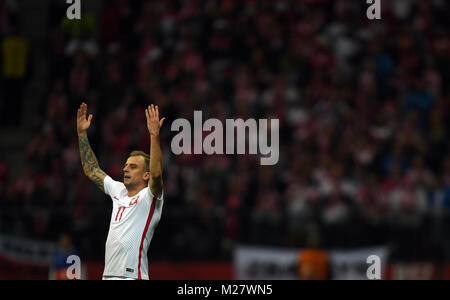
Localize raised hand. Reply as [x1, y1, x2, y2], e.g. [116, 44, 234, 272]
[145, 104, 165, 137]
[77, 102, 93, 134]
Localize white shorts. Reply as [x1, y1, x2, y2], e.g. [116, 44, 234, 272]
[102, 276, 137, 280]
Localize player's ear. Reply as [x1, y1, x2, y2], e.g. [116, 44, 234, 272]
[143, 172, 150, 181]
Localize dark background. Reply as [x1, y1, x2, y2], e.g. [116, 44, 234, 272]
[0, 0, 449, 270]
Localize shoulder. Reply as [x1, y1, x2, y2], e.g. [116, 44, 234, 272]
[104, 175, 126, 195]
[143, 186, 164, 201]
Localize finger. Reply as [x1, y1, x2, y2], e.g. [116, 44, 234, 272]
[155, 105, 159, 120]
[145, 108, 149, 120]
[88, 114, 93, 123]
[81, 103, 87, 116]
[159, 117, 165, 127]
[148, 105, 153, 119]
[151, 105, 156, 118]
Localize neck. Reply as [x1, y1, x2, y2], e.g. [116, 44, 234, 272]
[126, 183, 147, 197]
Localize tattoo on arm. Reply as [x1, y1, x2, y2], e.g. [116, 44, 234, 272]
[78, 133, 106, 192]
[91, 169, 106, 192]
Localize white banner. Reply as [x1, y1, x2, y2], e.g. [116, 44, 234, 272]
[329, 246, 389, 280]
[0, 234, 57, 265]
[234, 245, 390, 280]
[233, 245, 299, 280]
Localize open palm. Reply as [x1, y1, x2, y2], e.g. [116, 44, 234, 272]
[77, 102, 93, 134]
[145, 104, 165, 137]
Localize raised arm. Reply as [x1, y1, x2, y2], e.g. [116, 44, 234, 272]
[77, 102, 106, 192]
[145, 104, 165, 198]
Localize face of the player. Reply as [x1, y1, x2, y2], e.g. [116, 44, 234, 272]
[123, 156, 150, 189]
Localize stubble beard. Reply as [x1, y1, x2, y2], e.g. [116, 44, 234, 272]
[124, 179, 135, 190]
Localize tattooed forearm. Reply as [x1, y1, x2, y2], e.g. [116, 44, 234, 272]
[90, 170, 106, 192]
[78, 132, 106, 192]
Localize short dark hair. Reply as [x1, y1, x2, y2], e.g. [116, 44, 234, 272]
[129, 150, 150, 172]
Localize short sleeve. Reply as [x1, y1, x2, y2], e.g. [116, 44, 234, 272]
[103, 175, 122, 196]
[148, 188, 164, 201]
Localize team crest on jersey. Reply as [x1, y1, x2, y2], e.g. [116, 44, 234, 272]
[129, 195, 139, 206]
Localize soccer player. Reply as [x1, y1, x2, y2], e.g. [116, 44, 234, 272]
[76, 102, 165, 280]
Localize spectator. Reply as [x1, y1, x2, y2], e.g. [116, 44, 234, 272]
[2, 0, 450, 261]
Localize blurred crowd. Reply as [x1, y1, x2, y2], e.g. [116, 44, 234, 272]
[1, 0, 450, 261]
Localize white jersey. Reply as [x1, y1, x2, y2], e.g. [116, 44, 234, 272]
[102, 175, 163, 280]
